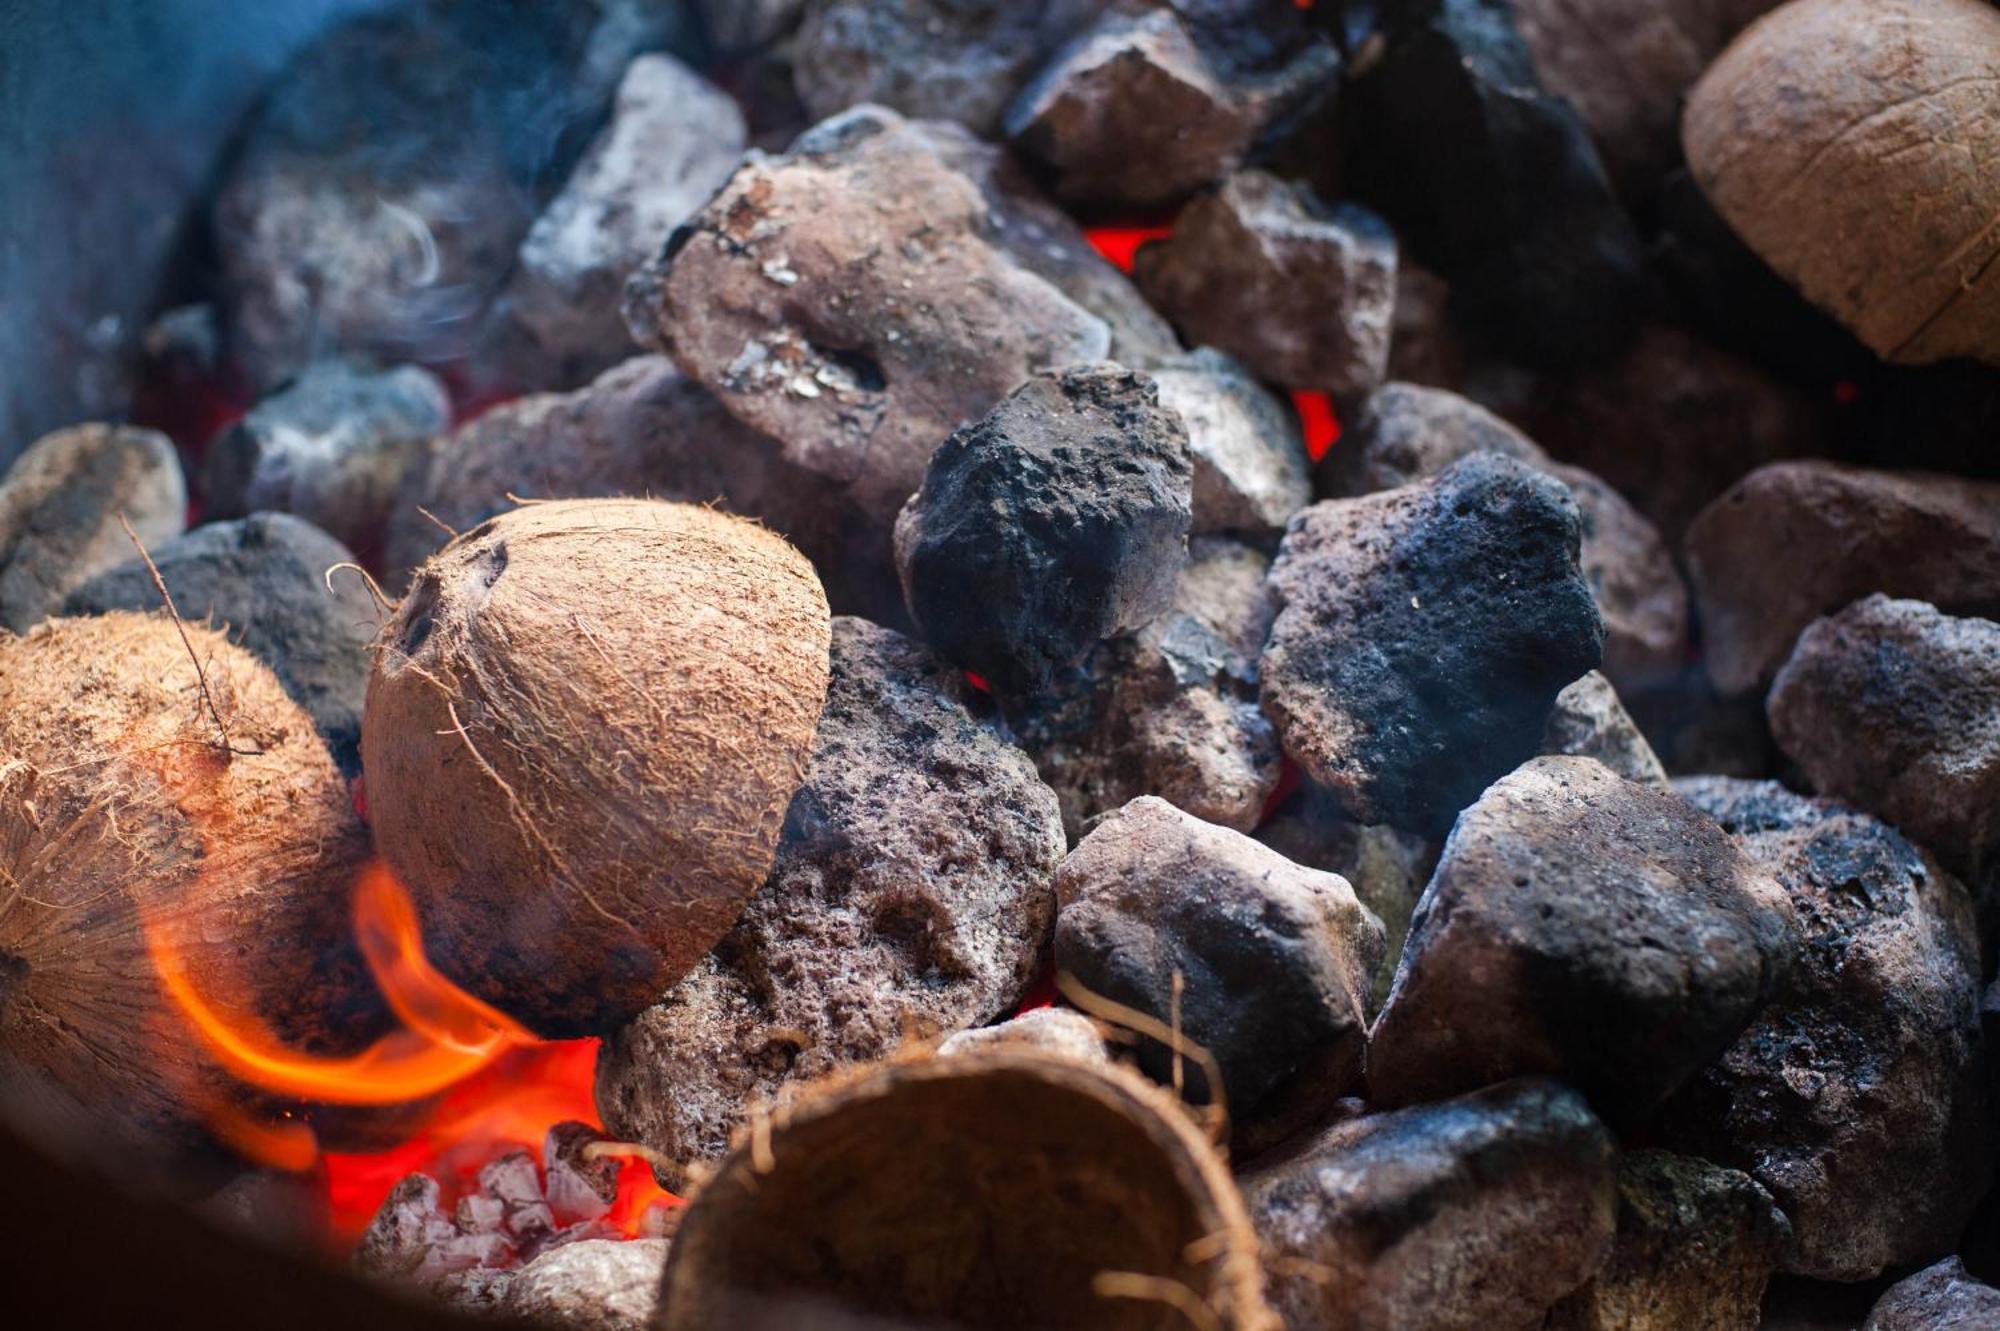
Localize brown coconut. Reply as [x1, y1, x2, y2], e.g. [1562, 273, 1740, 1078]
[0, 613, 374, 1162]
[1683, 0, 2000, 366]
[362, 498, 831, 1037]
[657, 1051, 1278, 1331]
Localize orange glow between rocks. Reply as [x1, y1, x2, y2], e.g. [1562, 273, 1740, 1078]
[1084, 222, 1176, 274]
[1292, 390, 1342, 461]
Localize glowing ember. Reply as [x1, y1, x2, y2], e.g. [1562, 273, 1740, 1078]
[1292, 390, 1341, 462]
[1084, 222, 1177, 274]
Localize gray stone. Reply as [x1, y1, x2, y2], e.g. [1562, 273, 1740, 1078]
[1542, 671, 1668, 787]
[1153, 347, 1311, 537]
[1864, 1258, 2000, 1330]
[936, 1008, 1109, 1065]
[502, 1238, 669, 1331]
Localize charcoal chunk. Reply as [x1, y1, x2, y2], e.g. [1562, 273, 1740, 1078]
[1243, 1078, 1616, 1331]
[596, 619, 1064, 1185]
[1053, 796, 1384, 1143]
[1153, 348, 1311, 537]
[1134, 172, 1396, 407]
[503, 1238, 669, 1331]
[894, 363, 1193, 693]
[1541, 671, 1668, 788]
[1261, 452, 1603, 835]
[1662, 777, 1988, 1280]
[1864, 1258, 2000, 1330]
[1368, 756, 1798, 1122]
[1768, 596, 2000, 877]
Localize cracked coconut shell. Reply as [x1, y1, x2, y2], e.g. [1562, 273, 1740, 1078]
[362, 498, 831, 1037]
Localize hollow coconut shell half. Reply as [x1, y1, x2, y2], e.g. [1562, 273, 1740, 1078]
[657, 1049, 1280, 1331]
[362, 498, 832, 1037]
[0, 612, 376, 1166]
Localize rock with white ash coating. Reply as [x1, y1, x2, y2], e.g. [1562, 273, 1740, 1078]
[1152, 347, 1311, 537]
[1369, 757, 1797, 1123]
[895, 363, 1192, 694]
[1243, 1078, 1616, 1331]
[937, 1008, 1109, 1065]
[1685, 461, 2000, 696]
[596, 618, 1063, 1187]
[503, 1238, 670, 1331]
[1864, 1258, 2000, 1330]
[1004, 536, 1280, 837]
[1768, 596, 2000, 878]
[0, 423, 185, 632]
[201, 360, 449, 559]
[1662, 777, 1989, 1281]
[1541, 671, 1668, 788]
[1135, 171, 1396, 407]
[1261, 452, 1604, 836]
[1543, 1149, 1788, 1331]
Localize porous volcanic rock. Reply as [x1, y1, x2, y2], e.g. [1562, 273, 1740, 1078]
[1368, 756, 1797, 1123]
[1663, 777, 1989, 1280]
[596, 618, 1063, 1186]
[1261, 452, 1604, 836]
[894, 363, 1192, 693]
[1541, 671, 1668, 788]
[1864, 1258, 2000, 1330]
[502, 1239, 670, 1331]
[1243, 1078, 1616, 1331]
[1152, 348, 1311, 537]
[936, 1008, 1109, 1064]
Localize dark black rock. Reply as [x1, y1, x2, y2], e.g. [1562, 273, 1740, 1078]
[894, 363, 1193, 694]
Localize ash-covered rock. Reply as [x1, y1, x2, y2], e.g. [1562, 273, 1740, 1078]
[1261, 452, 1604, 836]
[1368, 757, 1797, 1123]
[936, 1007, 1108, 1064]
[595, 618, 1064, 1186]
[63, 513, 377, 776]
[1864, 1257, 2000, 1330]
[1768, 596, 2000, 878]
[1541, 671, 1668, 788]
[503, 1238, 669, 1331]
[1053, 796, 1383, 1144]
[1663, 777, 1989, 1281]
[1152, 348, 1311, 537]
[1243, 1078, 1616, 1331]
[201, 360, 449, 559]
[894, 363, 1192, 693]
[1134, 171, 1396, 407]
[1543, 1150, 1788, 1331]
[1687, 462, 2000, 697]
[0, 423, 185, 633]
[1005, 536, 1280, 837]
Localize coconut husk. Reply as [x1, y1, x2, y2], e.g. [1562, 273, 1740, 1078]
[657, 1050, 1278, 1331]
[362, 498, 832, 1037]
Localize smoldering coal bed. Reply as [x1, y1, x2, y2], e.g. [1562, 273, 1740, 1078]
[4, 2, 2000, 1330]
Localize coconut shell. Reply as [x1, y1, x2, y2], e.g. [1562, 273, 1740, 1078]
[657, 1051, 1278, 1331]
[362, 498, 831, 1037]
[1684, 0, 2000, 366]
[0, 613, 375, 1162]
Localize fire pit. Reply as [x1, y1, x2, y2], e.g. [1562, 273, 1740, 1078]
[4, 1, 2000, 1329]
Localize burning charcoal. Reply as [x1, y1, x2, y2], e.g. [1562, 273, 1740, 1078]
[937, 1008, 1109, 1065]
[489, 55, 747, 392]
[1543, 1150, 1789, 1331]
[479, 1149, 556, 1246]
[1685, 462, 2000, 697]
[1368, 756, 1797, 1122]
[1386, 262, 1471, 391]
[1767, 596, 2000, 878]
[543, 1122, 620, 1226]
[1003, 8, 1338, 211]
[357, 1175, 482, 1280]
[699, 0, 806, 51]
[654, 1052, 1275, 1331]
[1152, 348, 1311, 536]
[791, 0, 1096, 137]
[1338, 0, 1648, 370]
[596, 618, 1063, 1184]
[1864, 1258, 2000, 1330]
[504, 1238, 670, 1331]
[1317, 383, 1691, 694]
[1054, 796, 1384, 1147]
[200, 360, 448, 559]
[1261, 453, 1604, 835]
[0, 423, 185, 632]
[1133, 172, 1396, 408]
[894, 363, 1193, 693]
[1541, 671, 1668, 788]
[1243, 1078, 1616, 1331]
[1006, 536, 1280, 836]
[63, 513, 378, 776]
[1662, 777, 1988, 1280]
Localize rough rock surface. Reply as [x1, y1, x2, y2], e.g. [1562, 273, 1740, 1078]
[1053, 796, 1384, 1142]
[202, 360, 450, 559]
[596, 619, 1064, 1186]
[502, 1238, 670, 1331]
[1006, 536, 1280, 837]
[1135, 171, 1395, 406]
[698, 0, 805, 50]
[1864, 1258, 2000, 1330]
[1768, 596, 2000, 877]
[1369, 757, 1797, 1122]
[1244, 1078, 1616, 1331]
[894, 364, 1192, 693]
[63, 513, 378, 776]
[1541, 671, 1668, 788]
[1261, 453, 1604, 835]
[1152, 348, 1310, 536]
[1686, 462, 2000, 696]
[936, 1007, 1109, 1064]
[0, 423, 185, 632]
[1664, 777, 1989, 1281]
